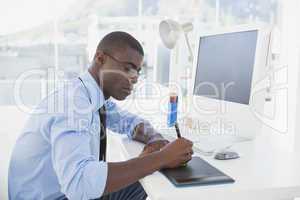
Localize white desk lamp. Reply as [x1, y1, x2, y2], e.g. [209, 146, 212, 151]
[159, 19, 194, 61]
[159, 19, 194, 127]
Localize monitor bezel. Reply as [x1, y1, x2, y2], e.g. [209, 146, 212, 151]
[190, 25, 272, 107]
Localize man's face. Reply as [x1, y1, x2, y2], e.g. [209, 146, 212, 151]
[97, 47, 143, 100]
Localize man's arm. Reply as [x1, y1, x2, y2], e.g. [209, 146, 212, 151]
[51, 98, 192, 198]
[51, 113, 192, 199]
[103, 138, 193, 195]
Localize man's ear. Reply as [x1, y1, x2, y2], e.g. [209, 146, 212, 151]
[94, 50, 106, 66]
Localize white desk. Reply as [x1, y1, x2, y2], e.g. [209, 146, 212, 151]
[110, 132, 300, 200]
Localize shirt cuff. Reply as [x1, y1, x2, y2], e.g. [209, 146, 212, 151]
[127, 117, 147, 139]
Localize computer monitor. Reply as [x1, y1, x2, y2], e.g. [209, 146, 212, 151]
[189, 27, 271, 139]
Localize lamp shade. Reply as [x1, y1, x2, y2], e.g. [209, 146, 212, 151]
[159, 19, 181, 49]
[159, 19, 194, 50]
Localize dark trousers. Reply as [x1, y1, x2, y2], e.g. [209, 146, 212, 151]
[57, 182, 147, 200]
[99, 182, 147, 200]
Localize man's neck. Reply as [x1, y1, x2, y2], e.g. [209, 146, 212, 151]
[88, 67, 110, 100]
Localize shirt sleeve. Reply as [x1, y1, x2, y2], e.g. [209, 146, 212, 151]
[50, 95, 107, 200]
[105, 100, 147, 139]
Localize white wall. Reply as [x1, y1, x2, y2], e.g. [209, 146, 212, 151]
[292, 0, 300, 153]
[275, 0, 300, 152]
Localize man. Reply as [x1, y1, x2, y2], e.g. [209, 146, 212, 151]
[8, 31, 193, 200]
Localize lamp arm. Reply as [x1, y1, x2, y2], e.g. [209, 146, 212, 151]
[184, 32, 194, 61]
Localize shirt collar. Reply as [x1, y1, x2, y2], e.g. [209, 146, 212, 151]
[78, 70, 106, 111]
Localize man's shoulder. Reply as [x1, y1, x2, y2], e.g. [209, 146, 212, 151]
[51, 79, 90, 106]
[29, 78, 92, 119]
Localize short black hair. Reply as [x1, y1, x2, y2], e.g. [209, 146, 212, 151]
[97, 31, 144, 56]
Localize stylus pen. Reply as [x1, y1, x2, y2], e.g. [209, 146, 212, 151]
[174, 122, 182, 138]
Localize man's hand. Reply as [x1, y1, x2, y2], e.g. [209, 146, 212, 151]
[139, 139, 169, 157]
[159, 138, 193, 169]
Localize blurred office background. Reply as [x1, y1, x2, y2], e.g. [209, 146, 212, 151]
[0, 0, 282, 107]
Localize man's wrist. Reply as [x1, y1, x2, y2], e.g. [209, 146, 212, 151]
[153, 149, 167, 170]
[147, 133, 168, 144]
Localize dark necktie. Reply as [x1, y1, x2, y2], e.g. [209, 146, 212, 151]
[94, 108, 108, 200]
[99, 105, 107, 161]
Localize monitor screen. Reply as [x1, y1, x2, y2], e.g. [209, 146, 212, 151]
[193, 30, 258, 105]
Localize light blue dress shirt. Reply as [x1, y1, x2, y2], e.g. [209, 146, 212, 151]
[8, 71, 146, 200]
